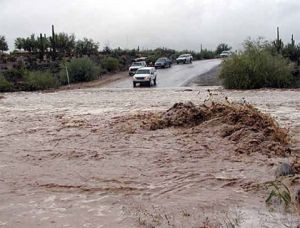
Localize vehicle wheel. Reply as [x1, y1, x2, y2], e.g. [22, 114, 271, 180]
[133, 82, 136, 88]
[154, 78, 157, 86]
[148, 80, 151, 87]
[177, 61, 179, 64]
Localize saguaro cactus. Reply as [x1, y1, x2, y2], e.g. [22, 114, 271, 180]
[39, 33, 45, 60]
[273, 27, 283, 53]
[291, 34, 295, 47]
[50, 25, 57, 59]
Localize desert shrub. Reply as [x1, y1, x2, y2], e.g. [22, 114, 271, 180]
[1, 68, 27, 90]
[282, 44, 300, 63]
[60, 57, 100, 84]
[23, 71, 57, 91]
[220, 40, 294, 89]
[2, 68, 25, 84]
[101, 57, 119, 72]
[0, 69, 57, 91]
[199, 49, 216, 59]
[0, 74, 13, 92]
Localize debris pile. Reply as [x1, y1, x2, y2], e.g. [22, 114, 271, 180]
[142, 101, 290, 156]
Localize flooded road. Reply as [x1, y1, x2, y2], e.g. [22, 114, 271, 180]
[106, 59, 221, 88]
[0, 87, 300, 227]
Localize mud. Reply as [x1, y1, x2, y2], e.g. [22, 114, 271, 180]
[136, 101, 290, 157]
[0, 87, 300, 227]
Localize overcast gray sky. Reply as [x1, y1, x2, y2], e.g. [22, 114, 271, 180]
[1, 0, 300, 51]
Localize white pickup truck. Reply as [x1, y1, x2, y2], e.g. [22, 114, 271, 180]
[133, 67, 157, 87]
[128, 61, 147, 76]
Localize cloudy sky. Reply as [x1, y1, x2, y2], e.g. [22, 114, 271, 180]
[1, 0, 300, 51]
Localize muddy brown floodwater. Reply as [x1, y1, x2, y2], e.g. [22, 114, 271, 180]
[0, 87, 300, 227]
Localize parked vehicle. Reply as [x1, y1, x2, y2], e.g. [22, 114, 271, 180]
[134, 57, 148, 62]
[133, 67, 157, 87]
[154, 57, 172, 69]
[176, 54, 193, 64]
[128, 61, 147, 76]
[220, 51, 232, 58]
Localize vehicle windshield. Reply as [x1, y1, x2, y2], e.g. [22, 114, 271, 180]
[132, 62, 143, 66]
[136, 69, 150, 74]
[179, 55, 187, 58]
[157, 58, 166, 62]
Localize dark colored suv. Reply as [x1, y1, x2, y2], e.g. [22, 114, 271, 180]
[154, 57, 172, 69]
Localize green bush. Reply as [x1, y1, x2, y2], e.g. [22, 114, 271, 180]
[1, 68, 26, 91]
[2, 68, 25, 84]
[61, 57, 99, 83]
[101, 57, 119, 72]
[220, 40, 294, 89]
[0, 74, 13, 92]
[23, 71, 57, 91]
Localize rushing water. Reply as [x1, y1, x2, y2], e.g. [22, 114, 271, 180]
[0, 87, 299, 227]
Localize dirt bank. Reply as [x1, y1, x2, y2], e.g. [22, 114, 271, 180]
[48, 71, 128, 92]
[0, 87, 300, 227]
[185, 65, 222, 87]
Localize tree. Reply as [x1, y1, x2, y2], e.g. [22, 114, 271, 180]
[103, 45, 111, 54]
[15, 34, 38, 52]
[15, 37, 25, 50]
[216, 43, 232, 55]
[0, 36, 8, 53]
[75, 38, 99, 56]
[283, 43, 300, 63]
[56, 33, 75, 56]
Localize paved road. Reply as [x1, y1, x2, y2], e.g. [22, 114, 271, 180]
[106, 59, 222, 88]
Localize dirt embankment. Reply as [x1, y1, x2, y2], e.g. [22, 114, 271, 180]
[47, 71, 128, 92]
[140, 101, 290, 156]
[185, 65, 222, 87]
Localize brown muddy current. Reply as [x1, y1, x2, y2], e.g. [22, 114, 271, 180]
[0, 87, 300, 227]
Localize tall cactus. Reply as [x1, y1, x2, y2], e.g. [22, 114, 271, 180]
[39, 33, 44, 60]
[291, 34, 295, 47]
[50, 25, 57, 60]
[273, 27, 283, 53]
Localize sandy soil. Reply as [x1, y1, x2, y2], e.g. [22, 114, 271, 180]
[0, 87, 300, 227]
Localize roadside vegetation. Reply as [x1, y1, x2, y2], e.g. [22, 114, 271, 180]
[3, 26, 299, 92]
[0, 25, 220, 92]
[60, 57, 100, 84]
[0, 36, 9, 53]
[220, 30, 300, 89]
[0, 68, 58, 91]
